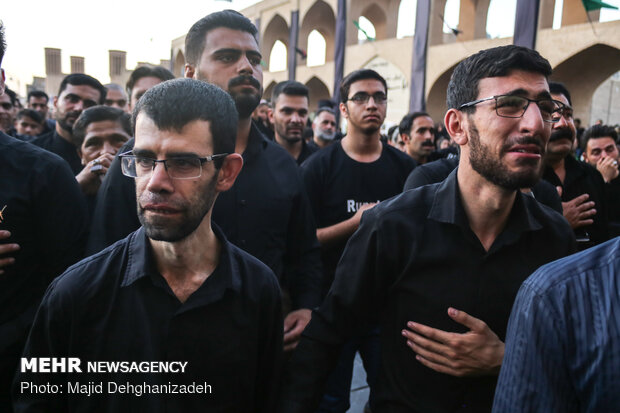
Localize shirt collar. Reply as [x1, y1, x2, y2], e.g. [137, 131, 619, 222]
[122, 225, 242, 294]
[428, 168, 544, 239]
[243, 121, 268, 164]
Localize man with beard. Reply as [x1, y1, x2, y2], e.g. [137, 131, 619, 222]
[310, 107, 337, 150]
[0, 87, 16, 135]
[13, 79, 282, 413]
[399, 111, 436, 164]
[85, 10, 322, 354]
[270, 81, 317, 164]
[31, 74, 106, 174]
[281, 45, 576, 413]
[542, 82, 609, 249]
[300, 69, 415, 413]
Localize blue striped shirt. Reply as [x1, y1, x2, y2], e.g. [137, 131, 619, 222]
[493, 237, 620, 412]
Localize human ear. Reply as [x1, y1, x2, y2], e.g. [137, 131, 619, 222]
[445, 109, 468, 146]
[215, 153, 243, 192]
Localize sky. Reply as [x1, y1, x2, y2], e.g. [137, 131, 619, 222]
[2, 0, 619, 95]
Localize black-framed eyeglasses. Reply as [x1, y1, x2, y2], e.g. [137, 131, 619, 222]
[550, 105, 574, 122]
[458, 95, 566, 123]
[119, 151, 228, 180]
[346, 92, 388, 105]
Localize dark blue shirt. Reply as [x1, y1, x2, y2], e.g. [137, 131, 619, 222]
[31, 130, 82, 175]
[493, 236, 620, 413]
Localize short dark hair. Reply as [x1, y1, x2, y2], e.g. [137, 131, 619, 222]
[315, 107, 335, 118]
[447, 45, 552, 110]
[72, 106, 132, 148]
[4, 87, 17, 106]
[16, 108, 43, 124]
[58, 74, 106, 104]
[27, 90, 49, 103]
[271, 81, 309, 103]
[0, 21, 5, 65]
[126, 66, 174, 96]
[339, 69, 387, 103]
[185, 10, 258, 66]
[133, 78, 238, 168]
[583, 124, 618, 149]
[549, 81, 572, 106]
[399, 112, 431, 135]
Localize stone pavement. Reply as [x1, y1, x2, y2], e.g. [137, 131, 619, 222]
[346, 353, 370, 413]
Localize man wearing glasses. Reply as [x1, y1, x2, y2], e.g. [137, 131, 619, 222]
[14, 79, 282, 412]
[281, 46, 576, 413]
[299, 69, 416, 412]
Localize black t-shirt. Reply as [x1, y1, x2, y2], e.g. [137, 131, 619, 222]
[301, 141, 415, 294]
[606, 176, 620, 237]
[31, 130, 82, 175]
[0, 132, 88, 406]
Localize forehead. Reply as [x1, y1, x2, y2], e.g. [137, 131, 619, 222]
[29, 96, 47, 103]
[106, 89, 127, 99]
[60, 84, 102, 101]
[132, 76, 162, 94]
[412, 116, 434, 129]
[134, 114, 213, 153]
[84, 119, 130, 137]
[275, 94, 308, 109]
[317, 111, 335, 122]
[203, 27, 259, 54]
[348, 78, 386, 96]
[0, 94, 11, 104]
[587, 136, 617, 149]
[477, 70, 549, 99]
[19, 116, 38, 123]
[551, 93, 570, 106]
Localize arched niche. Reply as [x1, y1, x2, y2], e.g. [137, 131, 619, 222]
[300, 0, 335, 66]
[173, 50, 185, 78]
[305, 76, 331, 112]
[263, 81, 278, 101]
[262, 15, 289, 72]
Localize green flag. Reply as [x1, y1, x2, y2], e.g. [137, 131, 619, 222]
[353, 20, 375, 41]
[582, 0, 618, 11]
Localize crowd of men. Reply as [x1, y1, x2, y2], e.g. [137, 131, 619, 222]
[0, 8, 619, 413]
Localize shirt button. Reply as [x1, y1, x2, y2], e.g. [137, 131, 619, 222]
[240, 199, 247, 206]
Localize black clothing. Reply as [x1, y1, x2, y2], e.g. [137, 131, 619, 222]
[296, 139, 319, 165]
[404, 157, 563, 214]
[31, 130, 82, 175]
[543, 155, 609, 248]
[281, 170, 576, 413]
[14, 226, 283, 413]
[0, 132, 88, 409]
[255, 119, 274, 140]
[301, 141, 415, 294]
[88, 124, 322, 310]
[606, 176, 620, 237]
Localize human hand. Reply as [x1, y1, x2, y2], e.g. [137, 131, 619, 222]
[561, 193, 595, 229]
[351, 202, 377, 226]
[283, 308, 312, 352]
[596, 157, 619, 183]
[402, 307, 504, 377]
[0, 230, 20, 275]
[76, 153, 115, 195]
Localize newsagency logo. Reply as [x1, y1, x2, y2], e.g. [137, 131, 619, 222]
[21, 358, 188, 373]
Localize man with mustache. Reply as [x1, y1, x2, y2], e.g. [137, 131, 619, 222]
[399, 111, 436, 164]
[85, 10, 322, 354]
[299, 69, 416, 412]
[282, 46, 576, 413]
[311, 107, 338, 150]
[542, 82, 609, 249]
[13, 79, 282, 412]
[31, 74, 106, 174]
[270, 81, 317, 165]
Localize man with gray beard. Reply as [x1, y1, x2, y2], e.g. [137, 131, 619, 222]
[310, 107, 338, 150]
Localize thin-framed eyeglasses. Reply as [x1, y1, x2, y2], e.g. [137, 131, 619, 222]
[458, 95, 566, 123]
[346, 92, 388, 105]
[119, 151, 228, 180]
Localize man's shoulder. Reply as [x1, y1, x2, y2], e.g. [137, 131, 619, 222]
[301, 141, 341, 170]
[30, 131, 54, 147]
[0, 132, 71, 175]
[226, 241, 281, 294]
[381, 143, 417, 168]
[366, 181, 441, 224]
[523, 236, 620, 298]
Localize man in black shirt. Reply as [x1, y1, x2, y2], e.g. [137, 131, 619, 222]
[301, 69, 415, 412]
[0, 24, 89, 411]
[398, 111, 436, 164]
[14, 79, 282, 412]
[31, 74, 106, 174]
[27, 90, 55, 134]
[310, 107, 338, 150]
[270, 81, 318, 165]
[542, 82, 608, 249]
[88, 10, 322, 353]
[281, 45, 577, 413]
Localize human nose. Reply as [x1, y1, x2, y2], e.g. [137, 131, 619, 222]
[237, 54, 254, 75]
[73, 99, 85, 112]
[520, 101, 546, 133]
[102, 141, 116, 155]
[145, 161, 174, 193]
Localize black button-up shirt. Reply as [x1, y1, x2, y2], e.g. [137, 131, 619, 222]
[0, 132, 88, 407]
[87, 124, 322, 310]
[31, 131, 83, 175]
[281, 169, 576, 413]
[14, 225, 283, 412]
